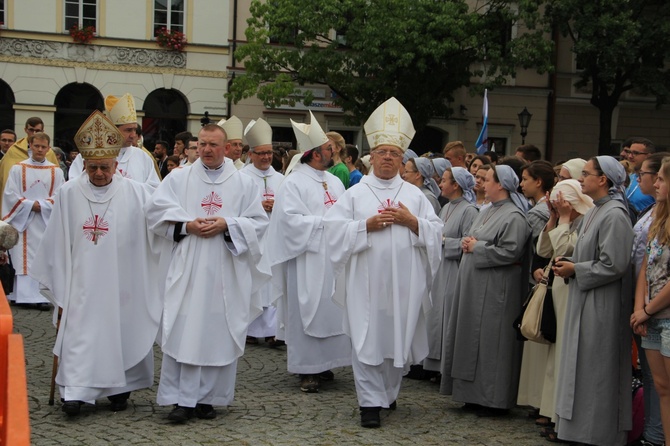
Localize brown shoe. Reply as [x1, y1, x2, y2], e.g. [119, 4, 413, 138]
[300, 374, 320, 393]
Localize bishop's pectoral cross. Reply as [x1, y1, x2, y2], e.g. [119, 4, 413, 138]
[323, 182, 337, 207]
[83, 215, 109, 245]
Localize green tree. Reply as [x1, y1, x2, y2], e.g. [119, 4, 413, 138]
[228, 0, 551, 130]
[542, 0, 670, 154]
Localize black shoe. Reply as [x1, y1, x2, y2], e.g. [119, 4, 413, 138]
[35, 303, 51, 311]
[461, 402, 482, 412]
[108, 391, 130, 411]
[317, 370, 334, 381]
[194, 403, 217, 419]
[300, 374, 320, 393]
[62, 400, 83, 415]
[476, 406, 509, 418]
[167, 405, 194, 423]
[388, 400, 397, 410]
[360, 406, 381, 428]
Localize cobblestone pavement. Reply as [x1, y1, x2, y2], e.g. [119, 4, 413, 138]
[14, 305, 548, 445]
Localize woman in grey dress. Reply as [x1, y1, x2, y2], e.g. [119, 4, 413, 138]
[424, 167, 478, 373]
[402, 158, 441, 215]
[440, 165, 530, 416]
[554, 156, 634, 445]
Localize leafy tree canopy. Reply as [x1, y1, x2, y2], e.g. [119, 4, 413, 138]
[540, 0, 670, 153]
[229, 0, 551, 129]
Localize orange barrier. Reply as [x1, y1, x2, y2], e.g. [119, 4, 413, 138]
[0, 292, 30, 445]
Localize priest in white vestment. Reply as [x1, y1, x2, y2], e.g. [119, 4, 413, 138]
[3, 132, 64, 306]
[241, 118, 284, 343]
[218, 116, 246, 169]
[30, 111, 163, 416]
[265, 111, 352, 393]
[68, 93, 160, 187]
[145, 123, 270, 423]
[324, 98, 443, 428]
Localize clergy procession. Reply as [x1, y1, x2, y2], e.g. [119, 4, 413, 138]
[2, 92, 670, 446]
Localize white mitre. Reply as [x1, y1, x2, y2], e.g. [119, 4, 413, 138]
[104, 93, 137, 126]
[285, 111, 328, 175]
[364, 97, 415, 151]
[217, 116, 244, 141]
[245, 118, 273, 148]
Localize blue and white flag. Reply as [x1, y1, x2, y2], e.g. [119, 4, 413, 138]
[475, 89, 488, 155]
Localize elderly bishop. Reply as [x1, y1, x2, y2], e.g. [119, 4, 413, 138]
[323, 98, 443, 428]
[31, 111, 164, 415]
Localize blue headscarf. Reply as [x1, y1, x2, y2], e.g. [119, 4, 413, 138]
[402, 149, 418, 165]
[495, 165, 529, 212]
[451, 167, 476, 204]
[595, 156, 627, 206]
[431, 158, 452, 179]
[413, 157, 441, 198]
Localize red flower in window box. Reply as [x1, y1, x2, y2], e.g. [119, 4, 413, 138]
[69, 25, 96, 44]
[156, 27, 187, 52]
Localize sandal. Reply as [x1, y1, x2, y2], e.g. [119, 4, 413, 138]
[536, 416, 555, 427]
[540, 427, 555, 438]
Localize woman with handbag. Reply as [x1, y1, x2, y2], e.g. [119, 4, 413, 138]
[535, 178, 593, 441]
[440, 165, 530, 417]
[553, 156, 634, 445]
[517, 160, 557, 422]
[631, 156, 670, 445]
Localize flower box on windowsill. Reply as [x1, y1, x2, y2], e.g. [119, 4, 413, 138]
[69, 25, 96, 44]
[155, 27, 187, 52]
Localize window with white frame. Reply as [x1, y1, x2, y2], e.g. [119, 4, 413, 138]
[154, 0, 184, 36]
[64, 0, 97, 31]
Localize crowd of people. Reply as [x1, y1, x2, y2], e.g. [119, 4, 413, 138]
[0, 94, 669, 446]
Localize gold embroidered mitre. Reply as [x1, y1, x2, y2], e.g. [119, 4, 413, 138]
[364, 97, 415, 151]
[104, 93, 137, 126]
[217, 116, 244, 141]
[244, 118, 273, 148]
[75, 110, 123, 159]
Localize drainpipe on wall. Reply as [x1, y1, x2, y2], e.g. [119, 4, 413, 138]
[227, 0, 239, 119]
[545, 25, 558, 162]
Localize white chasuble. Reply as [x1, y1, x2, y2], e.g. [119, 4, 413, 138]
[265, 163, 346, 338]
[145, 160, 270, 366]
[324, 174, 443, 367]
[30, 174, 163, 391]
[241, 164, 284, 307]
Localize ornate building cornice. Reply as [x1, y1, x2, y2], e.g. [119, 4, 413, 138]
[0, 38, 226, 78]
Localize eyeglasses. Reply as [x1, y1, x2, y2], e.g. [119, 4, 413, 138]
[252, 151, 274, 157]
[638, 170, 657, 178]
[629, 150, 650, 157]
[374, 149, 403, 158]
[580, 170, 603, 178]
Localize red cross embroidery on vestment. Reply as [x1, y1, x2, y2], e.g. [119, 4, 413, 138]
[377, 199, 400, 213]
[324, 191, 337, 208]
[82, 215, 109, 245]
[117, 169, 130, 178]
[201, 191, 223, 215]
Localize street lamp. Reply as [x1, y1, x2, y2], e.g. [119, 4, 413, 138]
[518, 107, 532, 145]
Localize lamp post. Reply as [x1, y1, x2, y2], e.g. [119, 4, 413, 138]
[518, 107, 532, 145]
